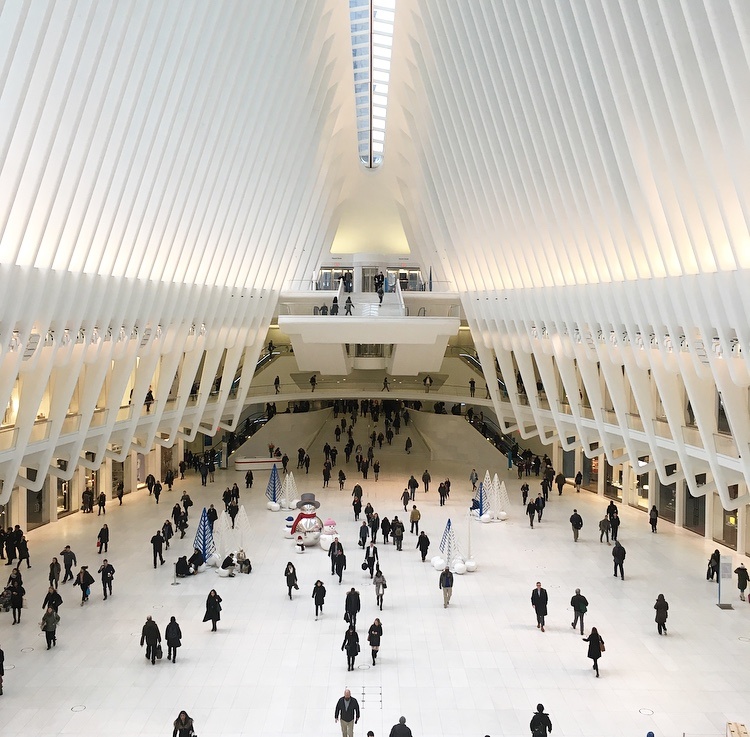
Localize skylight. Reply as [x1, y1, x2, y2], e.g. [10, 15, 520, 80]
[349, 0, 396, 168]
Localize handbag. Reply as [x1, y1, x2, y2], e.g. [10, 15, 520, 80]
[156, 644, 163, 660]
[599, 639, 605, 652]
[361, 561, 368, 570]
[344, 612, 350, 623]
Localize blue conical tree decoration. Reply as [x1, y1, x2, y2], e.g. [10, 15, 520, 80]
[473, 482, 488, 516]
[266, 464, 281, 503]
[193, 507, 216, 562]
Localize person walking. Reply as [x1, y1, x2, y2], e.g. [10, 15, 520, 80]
[334, 550, 347, 583]
[97, 524, 109, 554]
[421, 469, 431, 492]
[329, 537, 344, 575]
[367, 618, 383, 665]
[570, 588, 588, 634]
[612, 541, 626, 580]
[569, 509, 583, 542]
[60, 546, 77, 583]
[98, 559, 115, 600]
[73, 566, 95, 606]
[649, 505, 659, 533]
[40, 606, 60, 649]
[150, 531, 165, 568]
[9, 581, 25, 624]
[582, 626, 604, 676]
[165, 616, 182, 662]
[16, 536, 30, 568]
[598, 515, 611, 544]
[654, 594, 669, 635]
[529, 703, 552, 736]
[245, 469, 254, 488]
[172, 711, 194, 737]
[470, 468, 479, 491]
[312, 580, 326, 619]
[162, 519, 174, 550]
[610, 510, 621, 541]
[401, 488, 410, 512]
[381, 516, 391, 544]
[344, 296, 354, 316]
[389, 716, 412, 737]
[373, 568, 386, 610]
[439, 566, 454, 608]
[526, 499, 536, 528]
[574, 470, 583, 492]
[382, 377, 390, 392]
[334, 688, 360, 737]
[735, 562, 749, 601]
[0, 643, 3, 695]
[416, 531, 430, 562]
[392, 517, 404, 551]
[42, 585, 63, 613]
[140, 615, 161, 664]
[364, 542, 379, 578]
[285, 562, 299, 599]
[535, 493, 546, 522]
[708, 549, 721, 582]
[342, 624, 360, 671]
[345, 587, 361, 627]
[469, 378, 476, 397]
[531, 581, 548, 631]
[49, 557, 61, 589]
[369, 512, 380, 544]
[203, 589, 223, 631]
[409, 505, 421, 534]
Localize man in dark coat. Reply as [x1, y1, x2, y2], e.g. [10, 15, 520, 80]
[531, 581, 548, 632]
[59, 545, 77, 583]
[388, 716, 413, 737]
[150, 531, 165, 568]
[328, 537, 344, 575]
[530, 703, 553, 736]
[569, 509, 583, 542]
[344, 588, 361, 627]
[570, 588, 588, 634]
[140, 615, 161, 665]
[416, 532, 430, 562]
[334, 688, 360, 737]
[612, 541, 626, 580]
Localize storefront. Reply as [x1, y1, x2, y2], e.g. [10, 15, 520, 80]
[581, 454, 598, 492]
[631, 458, 650, 511]
[84, 451, 99, 501]
[712, 487, 738, 550]
[604, 460, 623, 502]
[658, 464, 677, 523]
[26, 468, 50, 530]
[683, 487, 705, 536]
[160, 447, 174, 481]
[112, 460, 126, 498]
[562, 449, 576, 479]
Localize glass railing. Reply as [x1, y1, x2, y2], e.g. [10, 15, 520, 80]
[0, 426, 18, 452]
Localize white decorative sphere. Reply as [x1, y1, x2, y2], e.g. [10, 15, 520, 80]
[205, 553, 221, 568]
[267, 501, 281, 512]
[431, 556, 446, 570]
[497, 511, 508, 520]
[464, 559, 477, 572]
[480, 513, 492, 524]
[452, 561, 467, 575]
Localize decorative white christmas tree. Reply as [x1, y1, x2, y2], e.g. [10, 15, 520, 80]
[283, 471, 298, 510]
[493, 473, 511, 516]
[235, 505, 251, 550]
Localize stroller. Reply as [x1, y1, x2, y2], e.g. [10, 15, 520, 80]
[0, 587, 11, 612]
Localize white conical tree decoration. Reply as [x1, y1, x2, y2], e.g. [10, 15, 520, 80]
[236, 505, 251, 550]
[438, 518, 464, 569]
[214, 510, 239, 557]
[283, 471, 298, 510]
[494, 474, 511, 515]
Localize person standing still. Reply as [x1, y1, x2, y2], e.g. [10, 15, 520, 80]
[439, 566, 454, 608]
[203, 589, 223, 631]
[334, 688, 360, 737]
[735, 562, 749, 601]
[570, 588, 588, 634]
[531, 581, 548, 632]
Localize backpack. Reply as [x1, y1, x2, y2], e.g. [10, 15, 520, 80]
[532, 728, 545, 737]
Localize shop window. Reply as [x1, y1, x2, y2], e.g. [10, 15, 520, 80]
[26, 468, 50, 530]
[658, 464, 677, 523]
[713, 493, 737, 550]
[56, 459, 72, 517]
[683, 489, 705, 536]
[582, 453, 598, 492]
[604, 460, 622, 501]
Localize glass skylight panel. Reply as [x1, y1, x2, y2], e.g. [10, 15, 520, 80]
[349, 0, 395, 168]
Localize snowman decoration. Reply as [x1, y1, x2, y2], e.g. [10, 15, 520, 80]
[290, 493, 323, 547]
[319, 518, 339, 552]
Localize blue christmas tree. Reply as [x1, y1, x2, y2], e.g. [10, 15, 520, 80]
[473, 481, 488, 516]
[266, 464, 281, 503]
[193, 507, 216, 562]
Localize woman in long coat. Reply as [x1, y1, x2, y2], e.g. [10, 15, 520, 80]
[373, 569, 386, 610]
[582, 626, 604, 677]
[654, 594, 669, 635]
[312, 580, 326, 618]
[367, 618, 383, 666]
[285, 562, 298, 599]
[165, 616, 182, 661]
[203, 589, 222, 632]
[341, 624, 359, 671]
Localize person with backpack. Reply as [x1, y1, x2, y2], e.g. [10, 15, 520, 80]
[529, 703, 552, 736]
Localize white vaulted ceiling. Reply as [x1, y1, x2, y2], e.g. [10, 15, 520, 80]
[2, 1, 750, 503]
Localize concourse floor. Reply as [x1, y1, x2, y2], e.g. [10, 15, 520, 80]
[1, 414, 749, 737]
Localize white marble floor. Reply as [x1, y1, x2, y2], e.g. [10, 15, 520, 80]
[1, 414, 749, 737]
